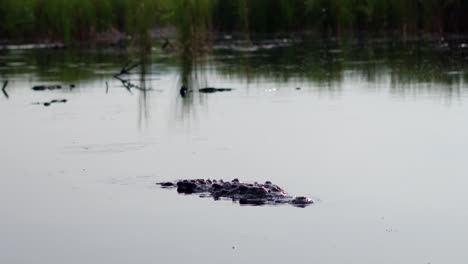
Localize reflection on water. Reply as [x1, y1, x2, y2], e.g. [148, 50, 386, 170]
[1, 38, 468, 127]
[2, 37, 468, 264]
[1, 37, 467, 97]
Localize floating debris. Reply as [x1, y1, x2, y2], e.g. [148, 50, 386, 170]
[179, 86, 192, 97]
[180, 86, 233, 97]
[199, 87, 233, 93]
[33, 99, 67, 107]
[32, 85, 62, 91]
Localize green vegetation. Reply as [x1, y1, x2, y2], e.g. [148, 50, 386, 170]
[0, 0, 169, 43]
[1, 0, 468, 44]
[212, 0, 468, 35]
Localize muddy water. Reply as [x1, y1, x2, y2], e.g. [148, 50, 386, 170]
[1, 39, 468, 264]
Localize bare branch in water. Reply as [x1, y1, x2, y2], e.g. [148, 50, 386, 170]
[118, 61, 140, 75]
[113, 62, 152, 94]
[114, 75, 134, 94]
[125, 63, 140, 73]
[119, 61, 131, 75]
[2, 81, 9, 99]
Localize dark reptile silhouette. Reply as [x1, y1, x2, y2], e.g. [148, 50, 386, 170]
[157, 178, 313, 207]
[180, 86, 233, 97]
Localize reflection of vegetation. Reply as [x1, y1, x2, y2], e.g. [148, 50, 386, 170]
[172, 0, 212, 91]
[0, 48, 150, 83]
[137, 52, 152, 129]
[209, 39, 468, 91]
[1, 39, 467, 98]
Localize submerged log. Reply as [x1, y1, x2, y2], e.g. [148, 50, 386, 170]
[32, 85, 62, 91]
[199, 87, 233, 93]
[33, 99, 68, 107]
[180, 86, 233, 97]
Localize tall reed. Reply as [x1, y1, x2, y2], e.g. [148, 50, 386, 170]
[1, 0, 468, 44]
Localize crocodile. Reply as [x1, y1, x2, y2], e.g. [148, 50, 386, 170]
[157, 178, 313, 207]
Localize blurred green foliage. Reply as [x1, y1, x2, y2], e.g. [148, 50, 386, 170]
[1, 0, 468, 44]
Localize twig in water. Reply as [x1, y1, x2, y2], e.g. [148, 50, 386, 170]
[118, 61, 140, 75]
[2, 81, 9, 99]
[114, 75, 133, 94]
[113, 61, 154, 93]
[113, 73, 153, 93]
[161, 38, 175, 50]
[125, 62, 140, 73]
[119, 61, 131, 75]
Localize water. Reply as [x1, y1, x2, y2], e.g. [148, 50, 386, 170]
[1, 38, 468, 264]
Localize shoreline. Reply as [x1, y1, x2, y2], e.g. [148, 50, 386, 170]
[2, 29, 468, 51]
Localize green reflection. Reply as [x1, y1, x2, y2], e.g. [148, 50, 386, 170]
[0, 38, 467, 99]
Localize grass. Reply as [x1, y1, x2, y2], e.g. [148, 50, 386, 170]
[1, 0, 468, 45]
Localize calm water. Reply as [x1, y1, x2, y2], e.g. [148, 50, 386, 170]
[1, 38, 468, 264]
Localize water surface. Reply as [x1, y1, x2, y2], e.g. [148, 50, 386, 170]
[1, 38, 468, 264]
